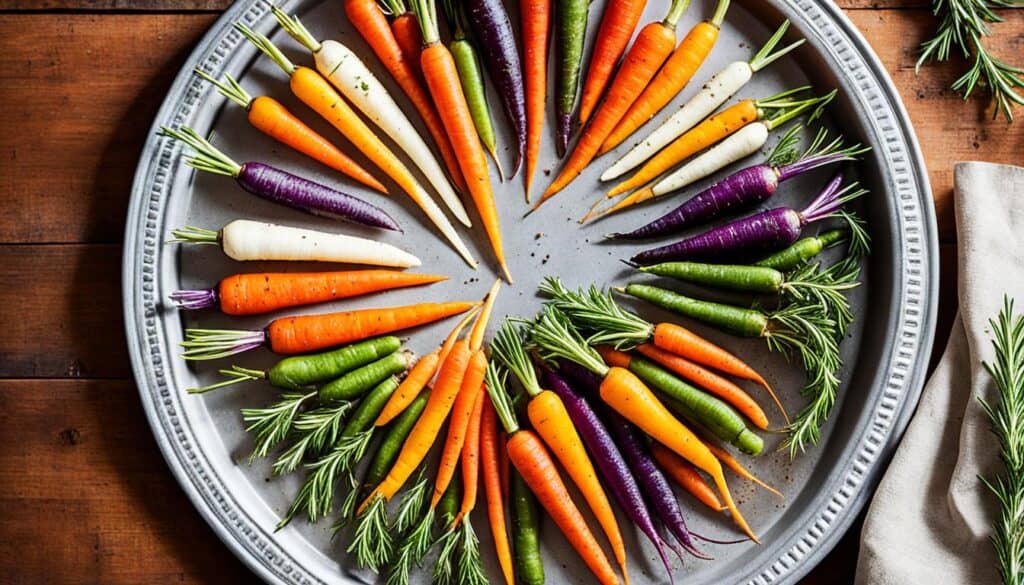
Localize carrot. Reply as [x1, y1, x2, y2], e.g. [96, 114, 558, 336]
[636, 343, 773, 429]
[701, 440, 782, 498]
[181, 301, 477, 360]
[599, 0, 729, 154]
[578, 0, 648, 124]
[481, 400, 515, 585]
[470, 279, 503, 352]
[521, 0, 551, 200]
[606, 97, 759, 197]
[492, 321, 629, 580]
[651, 321, 777, 401]
[454, 386, 486, 525]
[179, 270, 447, 317]
[431, 282, 497, 503]
[360, 339, 474, 512]
[411, 0, 511, 282]
[391, 10, 425, 80]
[535, 0, 691, 207]
[486, 364, 620, 585]
[268, 302, 475, 355]
[375, 349, 440, 426]
[344, 0, 468, 194]
[650, 442, 725, 511]
[438, 304, 482, 369]
[195, 70, 387, 193]
[432, 349, 489, 506]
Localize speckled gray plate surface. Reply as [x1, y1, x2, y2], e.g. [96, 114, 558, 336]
[124, 0, 938, 582]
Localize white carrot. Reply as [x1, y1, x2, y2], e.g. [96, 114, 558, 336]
[170, 220, 422, 268]
[651, 123, 769, 196]
[272, 7, 471, 228]
[600, 20, 804, 182]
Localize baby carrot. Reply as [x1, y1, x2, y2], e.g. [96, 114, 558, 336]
[486, 364, 620, 585]
[481, 400, 515, 585]
[180, 301, 477, 360]
[636, 343, 773, 428]
[343, 0, 468, 193]
[195, 70, 386, 193]
[599, 0, 730, 154]
[521, 0, 551, 199]
[578, 0, 648, 124]
[702, 440, 782, 498]
[170, 270, 446, 316]
[411, 0, 512, 282]
[454, 387, 486, 524]
[650, 441, 725, 511]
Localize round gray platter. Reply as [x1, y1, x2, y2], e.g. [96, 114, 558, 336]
[124, 0, 938, 583]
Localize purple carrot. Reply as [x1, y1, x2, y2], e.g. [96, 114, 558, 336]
[557, 359, 707, 561]
[603, 409, 709, 559]
[159, 126, 400, 231]
[631, 172, 865, 266]
[614, 129, 868, 240]
[539, 361, 677, 581]
[465, 0, 527, 176]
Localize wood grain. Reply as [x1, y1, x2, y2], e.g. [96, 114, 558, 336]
[0, 245, 129, 378]
[0, 379, 254, 584]
[0, 13, 216, 244]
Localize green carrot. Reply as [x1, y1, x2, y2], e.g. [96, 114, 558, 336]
[554, 0, 590, 155]
[510, 466, 545, 585]
[599, 347, 763, 454]
[620, 282, 843, 455]
[442, 0, 503, 178]
[188, 336, 402, 393]
[753, 230, 847, 271]
[318, 352, 412, 402]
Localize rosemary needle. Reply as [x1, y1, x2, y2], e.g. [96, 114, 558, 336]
[980, 296, 1024, 584]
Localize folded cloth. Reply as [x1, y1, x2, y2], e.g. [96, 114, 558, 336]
[856, 162, 1024, 584]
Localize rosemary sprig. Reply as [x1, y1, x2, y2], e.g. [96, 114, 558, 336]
[393, 473, 431, 534]
[278, 430, 373, 527]
[980, 296, 1024, 584]
[917, 0, 1024, 121]
[454, 520, 488, 585]
[272, 403, 352, 476]
[387, 507, 436, 585]
[432, 527, 460, 585]
[538, 277, 654, 348]
[348, 496, 392, 570]
[240, 391, 315, 462]
[783, 260, 861, 337]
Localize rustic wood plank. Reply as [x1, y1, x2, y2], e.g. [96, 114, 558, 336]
[846, 9, 1024, 242]
[0, 13, 217, 244]
[0, 379, 254, 584]
[0, 245, 129, 378]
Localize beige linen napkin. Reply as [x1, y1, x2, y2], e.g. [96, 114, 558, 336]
[856, 162, 1024, 584]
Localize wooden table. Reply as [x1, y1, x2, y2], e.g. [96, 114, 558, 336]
[0, 1, 1019, 582]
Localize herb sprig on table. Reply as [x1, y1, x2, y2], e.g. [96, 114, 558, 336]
[980, 297, 1024, 584]
[917, 0, 1024, 122]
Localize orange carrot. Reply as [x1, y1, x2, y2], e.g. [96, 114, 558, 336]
[650, 442, 725, 511]
[454, 387, 486, 525]
[432, 349, 488, 506]
[392, 11, 425, 80]
[343, 0, 468, 193]
[521, 0, 552, 200]
[598, 367, 757, 541]
[606, 98, 758, 197]
[536, 0, 690, 207]
[481, 400, 514, 585]
[636, 343, 775, 428]
[702, 440, 782, 498]
[437, 305, 482, 371]
[202, 270, 445, 316]
[268, 301, 477, 355]
[486, 366, 620, 585]
[578, 0, 648, 124]
[416, 13, 511, 281]
[360, 339, 474, 512]
[375, 349, 441, 426]
[470, 280, 503, 352]
[599, 4, 727, 155]
[653, 321, 772, 389]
